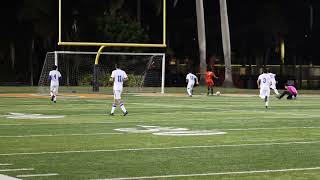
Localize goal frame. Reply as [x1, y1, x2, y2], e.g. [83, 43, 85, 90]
[49, 51, 166, 94]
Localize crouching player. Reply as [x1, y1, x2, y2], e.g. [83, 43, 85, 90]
[277, 84, 298, 100]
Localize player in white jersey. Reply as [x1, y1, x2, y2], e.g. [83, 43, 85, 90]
[110, 64, 128, 116]
[186, 71, 199, 97]
[48, 65, 61, 103]
[257, 68, 272, 108]
[267, 70, 279, 95]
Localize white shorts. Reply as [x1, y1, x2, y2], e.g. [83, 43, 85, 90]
[259, 86, 270, 99]
[270, 80, 276, 89]
[50, 84, 59, 95]
[113, 90, 123, 100]
[187, 83, 194, 89]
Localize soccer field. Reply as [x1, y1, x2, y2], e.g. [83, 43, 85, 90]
[0, 88, 320, 180]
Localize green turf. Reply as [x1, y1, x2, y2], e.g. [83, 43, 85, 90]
[0, 88, 319, 179]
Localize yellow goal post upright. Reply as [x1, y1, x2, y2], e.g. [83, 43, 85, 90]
[58, 0, 167, 93]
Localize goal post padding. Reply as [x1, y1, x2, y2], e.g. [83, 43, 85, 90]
[38, 51, 166, 94]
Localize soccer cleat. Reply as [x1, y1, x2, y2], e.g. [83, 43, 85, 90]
[110, 113, 114, 116]
[123, 111, 128, 116]
[51, 95, 54, 101]
[54, 100, 56, 103]
[265, 106, 268, 109]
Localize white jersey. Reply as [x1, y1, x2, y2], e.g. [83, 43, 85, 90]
[268, 73, 276, 87]
[268, 73, 276, 80]
[49, 70, 61, 86]
[258, 73, 272, 89]
[111, 69, 128, 91]
[186, 73, 197, 85]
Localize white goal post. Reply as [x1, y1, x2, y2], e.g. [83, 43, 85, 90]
[38, 51, 166, 93]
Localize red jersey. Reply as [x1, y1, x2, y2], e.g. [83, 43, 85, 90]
[205, 71, 216, 86]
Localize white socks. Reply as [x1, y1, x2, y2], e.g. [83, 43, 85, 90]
[187, 88, 192, 96]
[111, 104, 116, 114]
[120, 103, 127, 113]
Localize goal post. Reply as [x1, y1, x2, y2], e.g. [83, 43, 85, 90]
[57, 0, 167, 93]
[38, 51, 166, 94]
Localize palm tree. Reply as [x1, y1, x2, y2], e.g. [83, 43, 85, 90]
[195, 0, 207, 84]
[219, 0, 233, 87]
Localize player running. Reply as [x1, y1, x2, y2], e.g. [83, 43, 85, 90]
[267, 69, 279, 95]
[110, 64, 128, 116]
[48, 65, 61, 103]
[186, 71, 199, 97]
[257, 68, 272, 109]
[205, 67, 218, 95]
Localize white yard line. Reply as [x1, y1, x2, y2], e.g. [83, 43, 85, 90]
[91, 167, 320, 180]
[223, 126, 320, 131]
[0, 121, 124, 126]
[0, 116, 318, 126]
[0, 133, 122, 138]
[16, 173, 59, 178]
[0, 168, 34, 172]
[0, 164, 12, 166]
[0, 141, 319, 156]
[0, 126, 319, 138]
[0, 114, 318, 126]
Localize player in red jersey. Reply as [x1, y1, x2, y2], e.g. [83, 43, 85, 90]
[205, 67, 218, 95]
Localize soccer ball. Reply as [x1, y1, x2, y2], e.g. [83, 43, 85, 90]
[215, 91, 221, 96]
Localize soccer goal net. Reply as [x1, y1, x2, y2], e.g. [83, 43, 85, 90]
[38, 51, 166, 94]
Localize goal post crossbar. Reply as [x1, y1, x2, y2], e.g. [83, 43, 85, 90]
[58, 42, 167, 48]
[50, 51, 165, 56]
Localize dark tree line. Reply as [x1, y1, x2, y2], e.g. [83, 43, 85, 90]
[0, 0, 319, 85]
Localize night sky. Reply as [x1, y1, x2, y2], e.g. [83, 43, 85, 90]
[0, 0, 319, 84]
